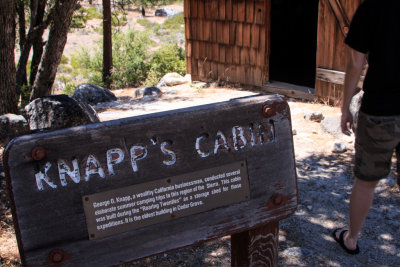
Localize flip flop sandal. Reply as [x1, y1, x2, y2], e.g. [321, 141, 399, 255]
[332, 228, 360, 255]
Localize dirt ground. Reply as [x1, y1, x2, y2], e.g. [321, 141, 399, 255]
[1, 84, 399, 266]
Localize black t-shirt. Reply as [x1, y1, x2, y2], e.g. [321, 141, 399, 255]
[345, 0, 400, 116]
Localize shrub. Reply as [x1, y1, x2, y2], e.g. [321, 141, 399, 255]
[60, 55, 69, 65]
[137, 18, 160, 31]
[86, 7, 102, 19]
[162, 12, 184, 31]
[63, 83, 77, 96]
[112, 30, 151, 87]
[145, 44, 186, 86]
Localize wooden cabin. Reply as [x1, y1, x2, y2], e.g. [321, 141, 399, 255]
[183, 0, 364, 103]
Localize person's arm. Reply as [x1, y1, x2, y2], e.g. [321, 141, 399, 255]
[341, 49, 367, 135]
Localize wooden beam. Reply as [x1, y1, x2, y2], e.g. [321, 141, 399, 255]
[316, 67, 364, 88]
[262, 81, 316, 101]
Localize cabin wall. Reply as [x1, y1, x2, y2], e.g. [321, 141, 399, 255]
[184, 0, 270, 86]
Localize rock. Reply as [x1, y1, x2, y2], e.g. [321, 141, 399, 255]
[321, 116, 354, 142]
[282, 247, 313, 257]
[379, 176, 396, 187]
[331, 141, 347, 153]
[304, 111, 324, 122]
[154, 8, 181, 17]
[25, 95, 100, 131]
[72, 83, 117, 105]
[134, 86, 163, 98]
[157, 73, 191, 87]
[0, 114, 29, 140]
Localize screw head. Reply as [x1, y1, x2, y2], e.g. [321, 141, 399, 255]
[31, 147, 46, 161]
[262, 105, 273, 117]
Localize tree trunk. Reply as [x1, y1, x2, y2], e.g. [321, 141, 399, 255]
[29, 1, 47, 85]
[30, 0, 78, 100]
[102, 0, 113, 88]
[15, 0, 30, 98]
[0, 0, 19, 114]
[15, 0, 42, 99]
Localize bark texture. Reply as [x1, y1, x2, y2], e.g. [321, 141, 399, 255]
[102, 0, 113, 88]
[30, 0, 78, 100]
[0, 0, 18, 114]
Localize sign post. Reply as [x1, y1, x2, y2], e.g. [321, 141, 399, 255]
[4, 94, 297, 266]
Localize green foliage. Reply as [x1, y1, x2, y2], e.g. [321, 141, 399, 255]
[58, 65, 73, 74]
[162, 12, 184, 30]
[71, 8, 88, 29]
[60, 55, 69, 64]
[69, 22, 186, 88]
[71, 7, 102, 29]
[136, 18, 159, 30]
[145, 43, 185, 86]
[20, 84, 32, 108]
[111, 11, 128, 27]
[63, 83, 77, 96]
[112, 30, 151, 87]
[86, 7, 102, 19]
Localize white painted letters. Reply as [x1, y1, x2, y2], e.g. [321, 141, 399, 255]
[195, 134, 210, 158]
[161, 141, 176, 166]
[107, 148, 125, 176]
[35, 162, 57, 191]
[130, 146, 148, 172]
[58, 159, 80, 186]
[232, 126, 247, 150]
[214, 130, 230, 154]
[85, 155, 106, 181]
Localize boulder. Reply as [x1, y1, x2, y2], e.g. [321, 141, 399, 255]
[157, 73, 191, 87]
[154, 8, 181, 17]
[72, 83, 117, 105]
[134, 86, 163, 98]
[0, 114, 29, 140]
[25, 95, 100, 131]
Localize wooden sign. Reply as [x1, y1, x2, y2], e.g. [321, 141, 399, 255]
[4, 94, 297, 266]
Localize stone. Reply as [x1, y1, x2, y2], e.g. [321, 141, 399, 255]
[134, 86, 163, 98]
[282, 247, 313, 257]
[331, 141, 347, 153]
[321, 116, 354, 142]
[304, 111, 324, 123]
[154, 8, 181, 17]
[25, 95, 100, 131]
[0, 114, 29, 140]
[72, 83, 117, 105]
[379, 176, 396, 187]
[157, 73, 191, 87]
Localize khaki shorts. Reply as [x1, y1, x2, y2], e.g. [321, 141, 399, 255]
[354, 111, 400, 181]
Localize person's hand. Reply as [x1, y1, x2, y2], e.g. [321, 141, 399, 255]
[341, 108, 353, 136]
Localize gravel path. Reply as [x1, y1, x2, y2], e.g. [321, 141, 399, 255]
[1, 88, 399, 266]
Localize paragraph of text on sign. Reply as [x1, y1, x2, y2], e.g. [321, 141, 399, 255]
[83, 161, 250, 239]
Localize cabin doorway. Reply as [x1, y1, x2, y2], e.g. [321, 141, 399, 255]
[269, 0, 319, 88]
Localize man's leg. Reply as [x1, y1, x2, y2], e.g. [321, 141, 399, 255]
[339, 177, 379, 250]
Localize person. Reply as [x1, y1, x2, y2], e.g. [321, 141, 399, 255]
[333, 0, 400, 255]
